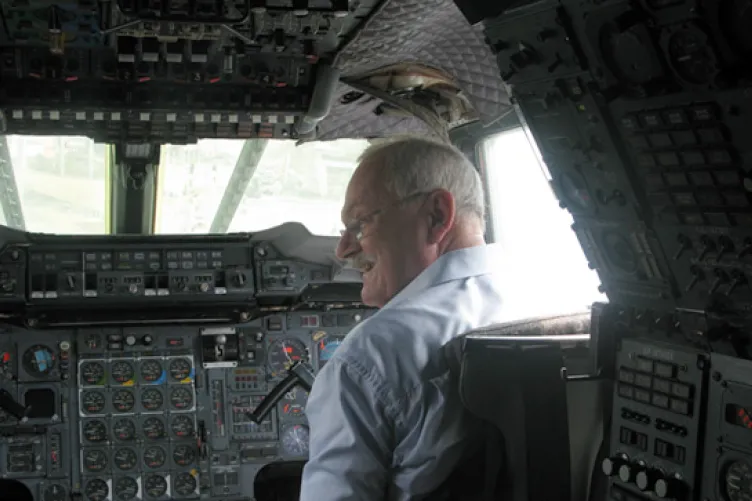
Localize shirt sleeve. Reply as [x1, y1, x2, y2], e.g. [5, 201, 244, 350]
[300, 356, 394, 501]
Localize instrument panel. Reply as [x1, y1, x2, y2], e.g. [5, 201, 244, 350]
[0, 308, 372, 501]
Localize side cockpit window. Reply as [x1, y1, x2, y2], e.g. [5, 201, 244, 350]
[480, 127, 607, 320]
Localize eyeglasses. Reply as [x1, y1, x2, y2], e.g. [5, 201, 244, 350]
[340, 191, 430, 242]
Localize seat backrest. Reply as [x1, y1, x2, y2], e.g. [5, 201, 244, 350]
[439, 312, 606, 501]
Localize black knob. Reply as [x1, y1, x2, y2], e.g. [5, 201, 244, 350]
[602, 455, 627, 477]
[619, 463, 638, 483]
[655, 476, 684, 499]
[142, 334, 153, 345]
[636, 468, 660, 491]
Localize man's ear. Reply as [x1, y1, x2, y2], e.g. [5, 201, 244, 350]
[426, 189, 455, 244]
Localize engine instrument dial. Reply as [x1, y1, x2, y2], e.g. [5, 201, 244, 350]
[112, 418, 136, 441]
[281, 424, 310, 456]
[114, 476, 138, 501]
[112, 389, 135, 412]
[140, 360, 163, 383]
[142, 417, 166, 440]
[170, 414, 195, 438]
[268, 338, 307, 377]
[82, 420, 107, 443]
[84, 479, 109, 501]
[42, 484, 66, 501]
[82, 449, 108, 473]
[143, 445, 167, 469]
[174, 472, 197, 496]
[141, 388, 164, 411]
[80, 361, 105, 386]
[169, 386, 194, 410]
[144, 474, 168, 498]
[111, 361, 135, 384]
[169, 358, 192, 381]
[81, 391, 106, 414]
[725, 460, 752, 501]
[113, 447, 138, 471]
[173, 444, 196, 466]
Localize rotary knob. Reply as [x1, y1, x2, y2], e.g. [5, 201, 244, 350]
[142, 334, 153, 346]
[655, 476, 684, 499]
[602, 455, 628, 477]
[128, 283, 138, 294]
[125, 335, 137, 346]
[636, 468, 661, 492]
[619, 462, 644, 484]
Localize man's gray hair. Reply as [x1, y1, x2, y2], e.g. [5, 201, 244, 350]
[359, 136, 486, 228]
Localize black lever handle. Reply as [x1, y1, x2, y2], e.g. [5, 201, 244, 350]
[0, 389, 29, 420]
[247, 361, 316, 424]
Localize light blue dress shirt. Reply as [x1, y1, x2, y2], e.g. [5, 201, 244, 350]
[300, 244, 509, 501]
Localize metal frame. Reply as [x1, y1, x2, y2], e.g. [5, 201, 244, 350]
[0, 136, 25, 230]
[108, 143, 160, 235]
[209, 139, 269, 233]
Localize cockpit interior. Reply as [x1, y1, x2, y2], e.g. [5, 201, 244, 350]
[0, 1, 748, 501]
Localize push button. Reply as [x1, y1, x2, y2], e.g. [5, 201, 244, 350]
[670, 398, 690, 415]
[636, 358, 654, 373]
[618, 369, 635, 384]
[671, 382, 691, 399]
[654, 362, 676, 378]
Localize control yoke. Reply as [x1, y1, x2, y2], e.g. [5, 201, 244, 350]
[248, 361, 316, 424]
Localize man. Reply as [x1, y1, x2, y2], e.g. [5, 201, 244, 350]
[300, 136, 507, 500]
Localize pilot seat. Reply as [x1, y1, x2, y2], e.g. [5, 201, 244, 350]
[436, 303, 612, 501]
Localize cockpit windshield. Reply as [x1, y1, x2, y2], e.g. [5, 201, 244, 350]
[3, 135, 107, 234]
[1, 135, 370, 236]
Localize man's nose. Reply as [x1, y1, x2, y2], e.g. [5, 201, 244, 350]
[335, 233, 358, 260]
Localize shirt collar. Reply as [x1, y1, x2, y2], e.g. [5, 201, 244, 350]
[383, 243, 502, 309]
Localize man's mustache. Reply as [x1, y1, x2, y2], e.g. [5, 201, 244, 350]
[344, 253, 376, 272]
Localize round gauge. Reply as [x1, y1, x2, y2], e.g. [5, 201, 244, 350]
[22, 345, 55, 376]
[81, 391, 106, 414]
[140, 360, 163, 383]
[169, 387, 193, 410]
[559, 173, 593, 212]
[174, 472, 197, 496]
[281, 387, 308, 416]
[142, 417, 165, 440]
[82, 449, 108, 473]
[169, 358, 192, 381]
[114, 476, 138, 501]
[111, 389, 135, 413]
[113, 447, 138, 471]
[43, 484, 66, 501]
[268, 338, 308, 376]
[80, 362, 105, 385]
[143, 445, 167, 469]
[170, 415, 194, 438]
[112, 418, 136, 441]
[140, 388, 163, 411]
[173, 444, 195, 466]
[281, 424, 310, 456]
[82, 420, 107, 443]
[317, 335, 344, 366]
[144, 474, 168, 498]
[83, 479, 108, 501]
[111, 361, 135, 384]
[725, 460, 752, 501]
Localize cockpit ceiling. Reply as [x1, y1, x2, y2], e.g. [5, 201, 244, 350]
[316, 0, 511, 140]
